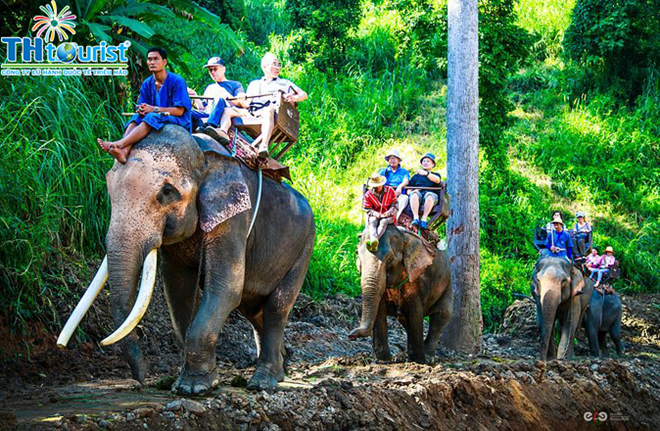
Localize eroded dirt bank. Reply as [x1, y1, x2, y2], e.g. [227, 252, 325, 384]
[1, 284, 658, 430]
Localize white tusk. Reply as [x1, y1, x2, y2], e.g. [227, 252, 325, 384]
[100, 249, 158, 346]
[57, 256, 109, 348]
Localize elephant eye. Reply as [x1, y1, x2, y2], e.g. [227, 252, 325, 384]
[157, 183, 181, 205]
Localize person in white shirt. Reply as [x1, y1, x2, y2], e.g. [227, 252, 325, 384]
[242, 53, 308, 157]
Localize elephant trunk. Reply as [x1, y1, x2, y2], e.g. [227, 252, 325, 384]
[104, 232, 160, 382]
[539, 288, 560, 360]
[349, 263, 386, 340]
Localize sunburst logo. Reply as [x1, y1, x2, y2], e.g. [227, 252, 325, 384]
[32, 1, 77, 42]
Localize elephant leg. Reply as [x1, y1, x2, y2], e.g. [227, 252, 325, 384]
[423, 313, 442, 362]
[609, 320, 625, 356]
[372, 297, 391, 362]
[244, 308, 290, 365]
[161, 248, 200, 348]
[424, 292, 452, 360]
[174, 235, 246, 396]
[404, 299, 426, 364]
[598, 331, 609, 358]
[247, 259, 307, 391]
[585, 315, 600, 357]
[557, 300, 580, 359]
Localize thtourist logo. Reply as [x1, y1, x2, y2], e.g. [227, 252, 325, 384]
[32, 1, 77, 42]
[1, 1, 129, 77]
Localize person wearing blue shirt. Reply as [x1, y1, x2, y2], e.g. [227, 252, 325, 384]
[98, 47, 192, 164]
[378, 149, 409, 222]
[545, 216, 574, 259]
[545, 216, 582, 296]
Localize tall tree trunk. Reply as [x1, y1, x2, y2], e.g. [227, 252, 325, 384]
[440, 0, 482, 353]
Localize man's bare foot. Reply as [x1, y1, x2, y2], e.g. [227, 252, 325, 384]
[97, 138, 112, 153]
[108, 145, 130, 164]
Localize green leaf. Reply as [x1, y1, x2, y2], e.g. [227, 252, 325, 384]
[109, 3, 176, 20]
[166, 0, 244, 55]
[86, 22, 112, 43]
[85, 0, 111, 21]
[105, 15, 156, 39]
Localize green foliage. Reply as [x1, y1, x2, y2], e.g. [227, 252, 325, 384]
[244, 0, 293, 46]
[478, 0, 532, 159]
[389, 0, 447, 76]
[480, 250, 533, 332]
[285, 0, 363, 68]
[0, 76, 119, 328]
[563, 0, 660, 99]
[198, 0, 251, 33]
[514, 0, 575, 58]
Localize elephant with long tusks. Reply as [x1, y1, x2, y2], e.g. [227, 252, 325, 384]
[58, 125, 315, 395]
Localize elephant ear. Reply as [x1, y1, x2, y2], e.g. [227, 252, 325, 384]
[570, 266, 585, 295]
[402, 233, 436, 282]
[198, 154, 252, 232]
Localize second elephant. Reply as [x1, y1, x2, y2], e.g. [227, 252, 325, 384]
[349, 226, 453, 363]
[583, 290, 624, 357]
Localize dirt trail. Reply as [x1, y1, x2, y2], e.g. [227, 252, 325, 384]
[1, 284, 659, 430]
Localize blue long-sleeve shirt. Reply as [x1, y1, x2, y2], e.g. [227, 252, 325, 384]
[545, 229, 574, 259]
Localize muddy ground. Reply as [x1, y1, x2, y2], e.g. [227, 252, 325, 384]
[1, 279, 659, 431]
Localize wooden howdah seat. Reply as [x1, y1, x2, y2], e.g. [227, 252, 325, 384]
[400, 185, 450, 232]
[231, 91, 300, 161]
[362, 182, 451, 245]
[533, 226, 593, 256]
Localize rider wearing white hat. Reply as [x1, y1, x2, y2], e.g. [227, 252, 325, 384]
[379, 149, 409, 222]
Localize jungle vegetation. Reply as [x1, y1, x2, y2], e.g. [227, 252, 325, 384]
[1, 0, 658, 334]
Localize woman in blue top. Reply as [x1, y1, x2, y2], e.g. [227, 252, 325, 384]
[98, 47, 192, 164]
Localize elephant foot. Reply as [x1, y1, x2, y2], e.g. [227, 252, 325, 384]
[172, 366, 219, 396]
[247, 365, 283, 391]
[409, 353, 428, 365]
[374, 351, 392, 362]
[348, 327, 372, 340]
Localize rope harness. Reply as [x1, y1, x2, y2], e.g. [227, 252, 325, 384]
[388, 275, 409, 290]
[248, 168, 263, 238]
